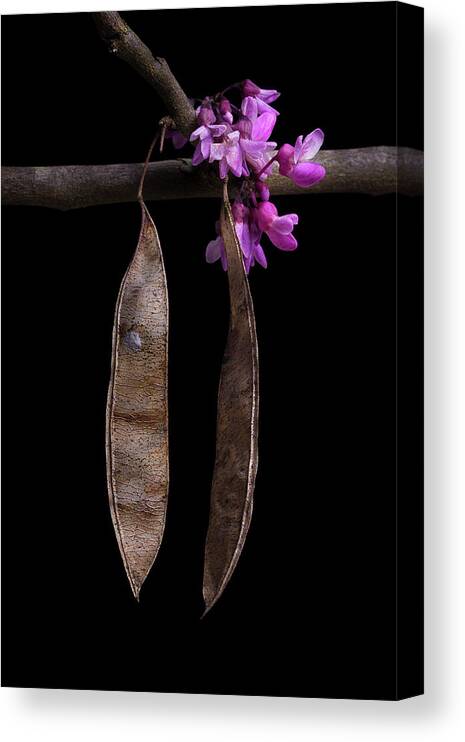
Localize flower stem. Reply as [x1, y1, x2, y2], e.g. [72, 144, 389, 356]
[256, 153, 279, 180]
[137, 128, 161, 202]
[217, 83, 240, 98]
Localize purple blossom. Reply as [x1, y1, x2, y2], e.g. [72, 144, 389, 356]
[205, 221, 227, 271]
[209, 130, 244, 178]
[190, 123, 227, 166]
[218, 97, 234, 124]
[241, 79, 281, 115]
[238, 97, 277, 174]
[232, 202, 267, 272]
[205, 202, 267, 274]
[240, 140, 277, 175]
[234, 115, 253, 139]
[256, 201, 299, 251]
[243, 221, 268, 272]
[196, 103, 216, 126]
[256, 180, 270, 201]
[188, 78, 325, 271]
[241, 96, 278, 138]
[205, 197, 300, 274]
[277, 129, 326, 187]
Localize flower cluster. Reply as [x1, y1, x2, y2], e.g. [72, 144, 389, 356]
[169, 79, 325, 272]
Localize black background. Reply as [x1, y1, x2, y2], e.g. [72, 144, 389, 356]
[1, 3, 423, 699]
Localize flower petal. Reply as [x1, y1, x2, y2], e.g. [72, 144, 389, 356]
[192, 142, 204, 165]
[256, 98, 280, 116]
[277, 143, 295, 177]
[226, 143, 243, 176]
[271, 214, 299, 234]
[256, 181, 270, 201]
[205, 235, 224, 263]
[240, 139, 267, 155]
[239, 220, 253, 258]
[299, 129, 324, 161]
[252, 112, 277, 142]
[232, 200, 248, 223]
[190, 125, 206, 142]
[241, 79, 261, 97]
[268, 230, 298, 251]
[209, 142, 225, 162]
[241, 96, 258, 121]
[227, 130, 240, 144]
[209, 124, 228, 138]
[198, 106, 216, 126]
[294, 135, 304, 162]
[253, 243, 268, 268]
[200, 136, 211, 158]
[258, 88, 280, 104]
[291, 162, 326, 187]
[256, 201, 278, 231]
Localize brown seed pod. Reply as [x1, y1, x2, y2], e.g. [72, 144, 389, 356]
[202, 181, 259, 614]
[106, 201, 169, 599]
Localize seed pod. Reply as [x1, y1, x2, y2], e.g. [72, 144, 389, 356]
[202, 182, 259, 614]
[106, 202, 169, 599]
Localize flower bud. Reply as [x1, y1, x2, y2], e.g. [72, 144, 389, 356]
[197, 104, 216, 126]
[241, 79, 261, 97]
[256, 181, 270, 201]
[232, 200, 249, 223]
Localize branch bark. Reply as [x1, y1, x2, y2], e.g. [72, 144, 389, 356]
[92, 11, 197, 137]
[1, 147, 423, 211]
[1, 14, 423, 211]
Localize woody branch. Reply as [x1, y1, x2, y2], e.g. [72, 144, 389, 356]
[1, 148, 422, 210]
[1, 12, 423, 211]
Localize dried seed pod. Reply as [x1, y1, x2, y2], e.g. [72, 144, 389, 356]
[202, 182, 259, 614]
[106, 202, 169, 599]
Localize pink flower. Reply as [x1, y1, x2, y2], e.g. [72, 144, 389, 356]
[256, 201, 299, 251]
[277, 129, 326, 187]
[233, 202, 268, 273]
[196, 103, 216, 126]
[194, 80, 325, 274]
[218, 96, 234, 125]
[240, 140, 277, 175]
[206, 198, 300, 272]
[205, 202, 267, 273]
[241, 97, 277, 139]
[205, 221, 227, 271]
[241, 79, 281, 115]
[243, 224, 268, 272]
[209, 130, 244, 178]
[256, 180, 270, 201]
[238, 97, 277, 174]
[190, 123, 227, 166]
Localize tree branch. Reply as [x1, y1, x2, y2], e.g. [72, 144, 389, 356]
[92, 11, 197, 137]
[2, 14, 423, 212]
[1, 147, 423, 211]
